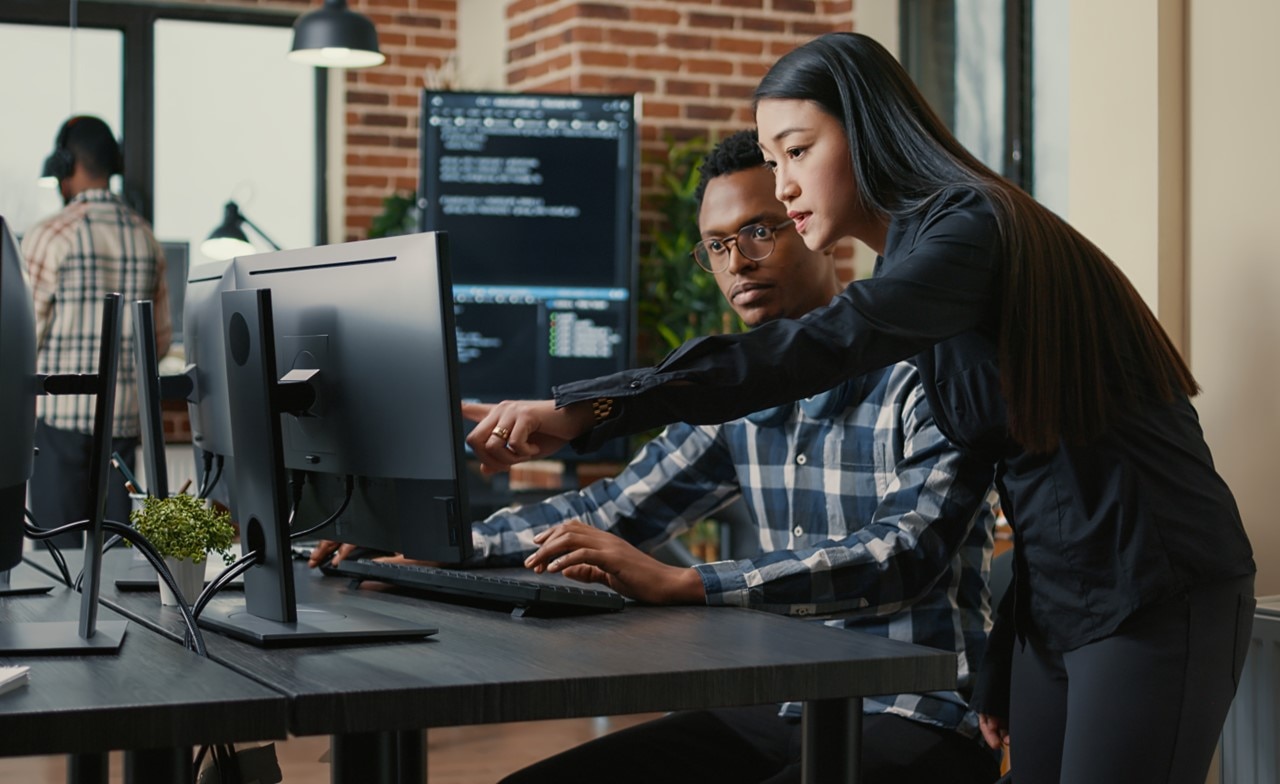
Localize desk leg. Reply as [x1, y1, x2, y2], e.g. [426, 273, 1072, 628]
[124, 746, 193, 784]
[395, 730, 426, 783]
[801, 697, 862, 784]
[332, 731, 422, 784]
[66, 753, 107, 784]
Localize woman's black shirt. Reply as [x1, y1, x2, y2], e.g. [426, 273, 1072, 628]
[555, 186, 1254, 651]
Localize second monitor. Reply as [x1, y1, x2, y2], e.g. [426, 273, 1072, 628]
[191, 231, 469, 644]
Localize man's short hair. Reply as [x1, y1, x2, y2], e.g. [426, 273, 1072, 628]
[60, 116, 123, 179]
[693, 129, 764, 209]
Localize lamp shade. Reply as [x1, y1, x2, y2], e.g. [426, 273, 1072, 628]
[201, 202, 255, 261]
[288, 0, 386, 69]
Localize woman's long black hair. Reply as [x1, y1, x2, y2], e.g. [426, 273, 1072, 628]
[755, 33, 1197, 452]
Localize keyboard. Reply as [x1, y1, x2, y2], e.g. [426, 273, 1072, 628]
[321, 558, 626, 615]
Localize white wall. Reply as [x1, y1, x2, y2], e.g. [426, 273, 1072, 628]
[1186, 0, 1280, 597]
[1068, 0, 1277, 598]
[1067, 0, 1186, 347]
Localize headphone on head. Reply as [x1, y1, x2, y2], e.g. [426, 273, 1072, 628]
[42, 116, 123, 182]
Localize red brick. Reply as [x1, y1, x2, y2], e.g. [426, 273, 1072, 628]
[689, 12, 735, 30]
[606, 28, 660, 47]
[716, 82, 756, 100]
[742, 15, 786, 33]
[581, 49, 630, 68]
[564, 26, 605, 43]
[510, 41, 539, 62]
[686, 104, 735, 122]
[793, 20, 845, 36]
[577, 3, 630, 21]
[348, 90, 391, 106]
[685, 58, 734, 76]
[665, 32, 714, 51]
[772, 0, 816, 11]
[530, 6, 576, 30]
[665, 79, 713, 97]
[603, 76, 657, 94]
[642, 100, 681, 119]
[633, 7, 681, 24]
[716, 36, 765, 55]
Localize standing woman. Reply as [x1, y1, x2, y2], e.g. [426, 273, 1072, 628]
[465, 33, 1255, 783]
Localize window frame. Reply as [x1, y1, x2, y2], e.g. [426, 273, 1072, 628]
[0, 0, 327, 241]
[900, 0, 1034, 192]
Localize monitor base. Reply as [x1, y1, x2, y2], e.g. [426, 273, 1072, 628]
[198, 600, 436, 647]
[0, 620, 128, 655]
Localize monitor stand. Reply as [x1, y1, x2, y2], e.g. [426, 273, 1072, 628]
[1, 294, 129, 654]
[200, 287, 435, 647]
[0, 568, 52, 597]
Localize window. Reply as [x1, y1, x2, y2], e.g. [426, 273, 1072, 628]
[0, 4, 323, 254]
[0, 23, 122, 234]
[153, 19, 316, 266]
[900, 0, 1069, 215]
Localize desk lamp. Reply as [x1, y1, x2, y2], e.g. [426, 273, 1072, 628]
[202, 201, 282, 261]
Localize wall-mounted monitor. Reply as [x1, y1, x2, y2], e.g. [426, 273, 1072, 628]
[418, 90, 637, 461]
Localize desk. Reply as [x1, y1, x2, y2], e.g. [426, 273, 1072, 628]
[39, 550, 957, 784]
[0, 564, 288, 783]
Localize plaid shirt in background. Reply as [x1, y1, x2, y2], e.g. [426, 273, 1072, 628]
[470, 362, 997, 738]
[22, 189, 171, 437]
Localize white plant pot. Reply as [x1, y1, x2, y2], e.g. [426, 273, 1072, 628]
[159, 556, 206, 607]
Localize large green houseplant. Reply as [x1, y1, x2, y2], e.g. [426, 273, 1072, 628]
[130, 494, 236, 606]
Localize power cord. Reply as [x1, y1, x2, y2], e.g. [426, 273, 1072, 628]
[289, 475, 354, 541]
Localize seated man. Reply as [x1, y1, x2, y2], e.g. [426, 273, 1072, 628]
[314, 130, 1000, 784]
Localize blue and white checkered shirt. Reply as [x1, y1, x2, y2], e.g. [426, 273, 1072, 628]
[470, 362, 996, 737]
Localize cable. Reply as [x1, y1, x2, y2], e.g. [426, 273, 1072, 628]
[23, 509, 72, 586]
[285, 470, 305, 528]
[289, 475, 354, 541]
[198, 454, 224, 501]
[25, 514, 96, 589]
[102, 520, 207, 657]
[191, 551, 260, 620]
[23, 511, 208, 655]
[197, 450, 216, 499]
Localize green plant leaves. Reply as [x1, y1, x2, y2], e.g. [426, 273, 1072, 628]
[129, 494, 237, 565]
[637, 135, 743, 367]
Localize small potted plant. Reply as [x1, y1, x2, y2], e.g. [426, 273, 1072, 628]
[130, 494, 237, 606]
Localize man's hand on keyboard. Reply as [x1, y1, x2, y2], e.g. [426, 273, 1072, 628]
[308, 540, 440, 569]
[524, 521, 706, 605]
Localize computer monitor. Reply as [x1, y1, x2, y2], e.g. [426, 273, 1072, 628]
[182, 259, 238, 506]
[133, 299, 189, 500]
[418, 90, 637, 461]
[0, 217, 37, 572]
[159, 240, 190, 347]
[0, 216, 127, 651]
[194, 231, 467, 645]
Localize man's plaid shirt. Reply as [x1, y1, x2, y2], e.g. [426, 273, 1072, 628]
[470, 361, 997, 737]
[22, 189, 171, 437]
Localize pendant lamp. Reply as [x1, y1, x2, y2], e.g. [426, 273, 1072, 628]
[288, 0, 386, 69]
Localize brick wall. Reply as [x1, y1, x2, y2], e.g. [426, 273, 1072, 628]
[502, 0, 858, 278]
[340, 0, 458, 239]
[171, 0, 861, 273]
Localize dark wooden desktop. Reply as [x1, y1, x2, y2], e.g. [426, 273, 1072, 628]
[55, 549, 958, 784]
[0, 564, 289, 784]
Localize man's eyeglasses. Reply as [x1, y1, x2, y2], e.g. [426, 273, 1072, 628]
[690, 218, 796, 273]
